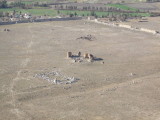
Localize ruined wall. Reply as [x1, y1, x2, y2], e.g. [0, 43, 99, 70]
[89, 19, 160, 35]
[0, 17, 82, 26]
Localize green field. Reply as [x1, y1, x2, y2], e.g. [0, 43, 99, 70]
[107, 4, 139, 12]
[59, 10, 151, 17]
[0, 8, 151, 17]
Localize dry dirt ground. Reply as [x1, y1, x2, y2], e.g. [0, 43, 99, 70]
[0, 20, 160, 120]
[125, 2, 160, 12]
[125, 17, 160, 32]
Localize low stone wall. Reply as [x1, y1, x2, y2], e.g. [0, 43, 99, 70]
[90, 19, 160, 35]
[0, 17, 82, 26]
[140, 28, 158, 34]
[118, 24, 132, 29]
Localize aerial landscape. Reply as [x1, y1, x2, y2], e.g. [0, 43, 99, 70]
[0, 0, 160, 120]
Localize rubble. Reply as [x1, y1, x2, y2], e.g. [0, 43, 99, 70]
[129, 73, 136, 76]
[76, 34, 96, 41]
[34, 70, 79, 85]
[101, 61, 104, 64]
[4, 29, 10, 32]
[84, 53, 89, 58]
[67, 51, 103, 63]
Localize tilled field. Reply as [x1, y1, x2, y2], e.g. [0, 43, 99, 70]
[125, 2, 160, 12]
[0, 20, 160, 120]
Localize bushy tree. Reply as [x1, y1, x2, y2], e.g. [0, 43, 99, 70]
[10, 2, 25, 8]
[0, 0, 7, 8]
[90, 11, 95, 16]
[74, 12, 77, 16]
[0, 12, 3, 17]
[69, 13, 74, 17]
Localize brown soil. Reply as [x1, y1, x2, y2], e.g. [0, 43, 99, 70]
[0, 20, 160, 120]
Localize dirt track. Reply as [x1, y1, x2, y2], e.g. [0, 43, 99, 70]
[0, 20, 160, 120]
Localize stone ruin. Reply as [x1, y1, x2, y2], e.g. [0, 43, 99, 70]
[67, 51, 103, 63]
[34, 70, 79, 85]
[76, 34, 96, 41]
[4, 28, 10, 32]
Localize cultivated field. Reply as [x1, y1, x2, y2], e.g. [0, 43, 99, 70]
[0, 20, 160, 120]
[125, 2, 160, 12]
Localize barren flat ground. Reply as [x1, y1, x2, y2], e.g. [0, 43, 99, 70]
[125, 17, 160, 32]
[125, 2, 160, 12]
[0, 20, 160, 120]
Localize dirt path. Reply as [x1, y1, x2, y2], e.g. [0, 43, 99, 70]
[9, 25, 34, 119]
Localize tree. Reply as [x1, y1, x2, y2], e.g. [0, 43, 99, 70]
[10, 2, 25, 8]
[94, 14, 98, 18]
[57, 10, 60, 14]
[74, 12, 77, 16]
[0, 12, 3, 17]
[13, 10, 16, 16]
[0, 0, 7, 8]
[90, 11, 95, 16]
[69, 13, 74, 17]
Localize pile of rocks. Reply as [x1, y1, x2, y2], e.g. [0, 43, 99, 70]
[4, 29, 10, 32]
[76, 34, 96, 41]
[34, 70, 79, 84]
[67, 51, 95, 63]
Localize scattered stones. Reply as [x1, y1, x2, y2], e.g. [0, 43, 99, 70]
[88, 59, 93, 62]
[76, 34, 96, 41]
[34, 70, 79, 85]
[101, 61, 104, 64]
[4, 28, 10, 32]
[63, 86, 71, 90]
[129, 73, 136, 76]
[88, 54, 94, 60]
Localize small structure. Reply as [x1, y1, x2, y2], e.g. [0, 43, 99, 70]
[66, 51, 102, 63]
[67, 52, 72, 58]
[88, 54, 94, 60]
[78, 52, 81, 57]
[4, 29, 10, 32]
[84, 53, 89, 58]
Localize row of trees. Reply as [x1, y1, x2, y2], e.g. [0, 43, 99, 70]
[57, 10, 141, 21]
[54, 5, 140, 13]
[0, 0, 7, 8]
[146, 0, 160, 2]
[10, 2, 26, 8]
[0, 1, 49, 9]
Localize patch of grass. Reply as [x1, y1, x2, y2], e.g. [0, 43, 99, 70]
[27, 9, 57, 16]
[107, 4, 139, 12]
[59, 10, 90, 16]
[21, 1, 34, 5]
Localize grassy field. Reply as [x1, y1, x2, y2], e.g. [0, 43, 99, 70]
[59, 10, 151, 17]
[0, 8, 151, 17]
[107, 4, 139, 12]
